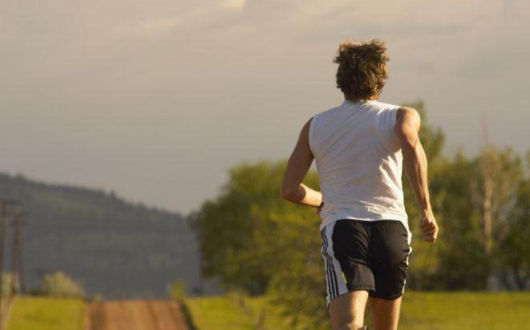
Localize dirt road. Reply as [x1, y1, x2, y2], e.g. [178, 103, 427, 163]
[88, 300, 191, 330]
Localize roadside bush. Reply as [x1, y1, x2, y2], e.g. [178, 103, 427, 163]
[1, 273, 19, 297]
[39, 271, 85, 298]
[168, 279, 187, 301]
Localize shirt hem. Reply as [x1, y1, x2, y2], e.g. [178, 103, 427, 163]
[319, 215, 409, 231]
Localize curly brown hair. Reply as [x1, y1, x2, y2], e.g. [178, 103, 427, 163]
[333, 38, 390, 102]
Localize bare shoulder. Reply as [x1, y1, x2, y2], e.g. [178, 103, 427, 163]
[397, 106, 420, 119]
[394, 106, 421, 140]
[299, 117, 314, 141]
[396, 106, 420, 124]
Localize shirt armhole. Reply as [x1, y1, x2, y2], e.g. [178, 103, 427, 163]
[308, 115, 317, 156]
[391, 106, 401, 144]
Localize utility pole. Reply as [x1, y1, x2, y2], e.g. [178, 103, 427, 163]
[10, 210, 17, 297]
[0, 198, 8, 328]
[11, 209, 23, 296]
[14, 210, 25, 294]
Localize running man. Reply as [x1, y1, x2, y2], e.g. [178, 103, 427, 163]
[280, 39, 439, 330]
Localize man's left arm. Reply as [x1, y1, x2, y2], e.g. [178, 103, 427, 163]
[280, 117, 323, 208]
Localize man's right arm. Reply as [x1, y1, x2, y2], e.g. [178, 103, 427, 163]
[394, 107, 439, 243]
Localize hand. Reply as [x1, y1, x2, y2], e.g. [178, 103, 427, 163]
[317, 201, 324, 217]
[419, 210, 439, 243]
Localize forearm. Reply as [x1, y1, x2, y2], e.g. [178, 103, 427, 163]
[402, 141, 432, 214]
[283, 183, 323, 208]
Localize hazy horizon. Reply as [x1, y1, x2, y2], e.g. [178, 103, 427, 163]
[2, 0, 529, 215]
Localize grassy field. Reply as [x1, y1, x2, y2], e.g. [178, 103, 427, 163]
[186, 294, 294, 330]
[400, 292, 530, 330]
[4, 296, 86, 330]
[185, 295, 257, 330]
[186, 292, 530, 330]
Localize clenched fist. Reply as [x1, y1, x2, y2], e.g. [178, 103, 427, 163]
[420, 211, 439, 243]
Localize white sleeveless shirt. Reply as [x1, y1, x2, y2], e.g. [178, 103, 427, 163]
[309, 99, 409, 232]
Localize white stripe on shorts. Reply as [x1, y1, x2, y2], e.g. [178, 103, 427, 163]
[320, 221, 348, 307]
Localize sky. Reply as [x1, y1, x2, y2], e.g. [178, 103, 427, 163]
[1, 0, 529, 216]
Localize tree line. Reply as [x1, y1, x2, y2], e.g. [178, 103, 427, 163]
[188, 102, 530, 329]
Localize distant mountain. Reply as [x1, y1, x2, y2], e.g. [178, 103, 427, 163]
[0, 172, 202, 299]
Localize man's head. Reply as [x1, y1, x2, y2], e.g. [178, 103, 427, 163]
[333, 38, 390, 102]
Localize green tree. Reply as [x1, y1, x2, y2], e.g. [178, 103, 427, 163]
[189, 160, 307, 295]
[497, 156, 530, 289]
[428, 153, 489, 289]
[470, 147, 523, 256]
[189, 159, 328, 328]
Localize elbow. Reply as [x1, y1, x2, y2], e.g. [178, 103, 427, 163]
[401, 142, 416, 156]
[280, 185, 295, 201]
[400, 138, 420, 155]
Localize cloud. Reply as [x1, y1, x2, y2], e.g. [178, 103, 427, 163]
[223, 0, 247, 10]
[140, 18, 179, 33]
[1, 0, 530, 214]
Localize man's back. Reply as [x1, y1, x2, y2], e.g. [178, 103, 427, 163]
[309, 99, 408, 231]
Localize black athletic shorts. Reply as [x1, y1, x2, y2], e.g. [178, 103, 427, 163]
[320, 219, 412, 307]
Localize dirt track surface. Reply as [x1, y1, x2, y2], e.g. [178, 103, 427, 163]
[89, 300, 190, 330]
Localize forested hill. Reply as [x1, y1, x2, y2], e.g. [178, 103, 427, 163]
[0, 172, 201, 299]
